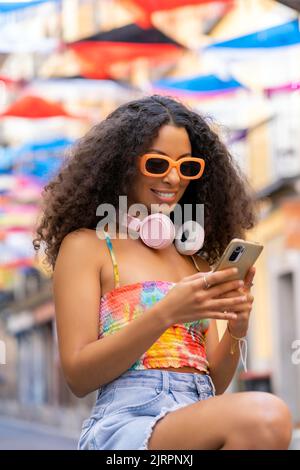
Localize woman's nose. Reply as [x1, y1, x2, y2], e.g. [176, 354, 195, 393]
[162, 167, 181, 185]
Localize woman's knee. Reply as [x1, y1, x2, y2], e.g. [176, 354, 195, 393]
[239, 392, 293, 449]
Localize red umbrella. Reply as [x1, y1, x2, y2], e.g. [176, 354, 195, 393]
[120, 0, 232, 27]
[71, 43, 182, 79]
[130, 0, 231, 12]
[68, 23, 184, 79]
[0, 75, 20, 86]
[0, 95, 78, 119]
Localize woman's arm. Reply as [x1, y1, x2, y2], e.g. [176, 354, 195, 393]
[53, 230, 170, 398]
[205, 267, 255, 394]
[205, 320, 241, 394]
[200, 258, 243, 394]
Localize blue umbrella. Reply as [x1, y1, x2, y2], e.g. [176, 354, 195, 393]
[17, 157, 62, 181]
[154, 74, 244, 95]
[207, 19, 300, 50]
[14, 137, 74, 154]
[0, 147, 14, 174]
[9, 138, 74, 181]
[0, 0, 60, 13]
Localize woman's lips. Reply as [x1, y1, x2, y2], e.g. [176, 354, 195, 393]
[151, 189, 177, 202]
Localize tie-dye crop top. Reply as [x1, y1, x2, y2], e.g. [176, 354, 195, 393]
[99, 232, 210, 374]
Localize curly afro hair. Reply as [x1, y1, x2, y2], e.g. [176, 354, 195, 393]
[33, 94, 257, 270]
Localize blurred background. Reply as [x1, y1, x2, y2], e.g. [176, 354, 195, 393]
[0, 0, 299, 450]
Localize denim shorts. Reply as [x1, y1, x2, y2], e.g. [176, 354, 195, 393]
[77, 369, 216, 450]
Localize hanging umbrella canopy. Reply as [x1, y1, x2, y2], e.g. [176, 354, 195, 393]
[0, 0, 60, 13]
[264, 81, 300, 97]
[120, 0, 232, 27]
[12, 137, 74, 155]
[0, 138, 73, 172]
[275, 1, 300, 13]
[207, 19, 300, 50]
[0, 75, 20, 86]
[67, 23, 185, 79]
[202, 19, 300, 90]
[123, 0, 231, 13]
[0, 95, 80, 119]
[9, 137, 73, 181]
[77, 23, 184, 45]
[153, 73, 244, 98]
[0, 147, 15, 174]
[5, 175, 43, 203]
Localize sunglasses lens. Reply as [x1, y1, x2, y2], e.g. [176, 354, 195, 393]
[145, 158, 169, 175]
[180, 160, 201, 177]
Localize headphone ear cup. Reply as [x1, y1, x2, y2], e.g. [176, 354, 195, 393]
[175, 220, 204, 255]
[140, 213, 175, 249]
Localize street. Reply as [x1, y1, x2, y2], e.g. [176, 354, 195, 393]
[0, 415, 299, 450]
[0, 416, 78, 450]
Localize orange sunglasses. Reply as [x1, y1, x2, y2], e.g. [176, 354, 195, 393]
[139, 153, 205, 180]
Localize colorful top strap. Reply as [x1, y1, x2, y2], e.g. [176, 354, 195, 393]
[104, 231, 120, 289]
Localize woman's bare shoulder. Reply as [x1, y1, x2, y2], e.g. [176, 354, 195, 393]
[56, 228, 108, 268]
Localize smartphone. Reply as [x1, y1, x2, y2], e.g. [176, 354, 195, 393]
[212, 238, 264, 281]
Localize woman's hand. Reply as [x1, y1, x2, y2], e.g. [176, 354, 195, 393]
[160, 267, 249, 328]
[222, 266, 256, 337]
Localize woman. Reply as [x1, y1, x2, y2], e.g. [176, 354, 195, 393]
[33, 95, 292, 450]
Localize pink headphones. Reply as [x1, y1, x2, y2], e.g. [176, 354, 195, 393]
[120, 212, 204, 255]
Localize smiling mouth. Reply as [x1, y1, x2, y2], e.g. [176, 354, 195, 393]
[151, 189, 177, 201]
